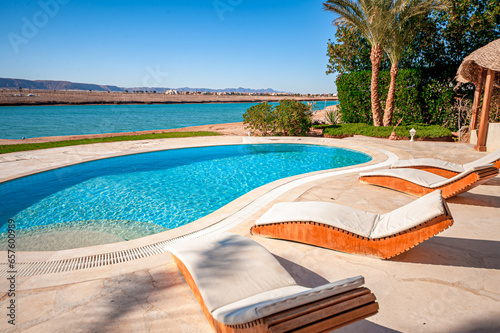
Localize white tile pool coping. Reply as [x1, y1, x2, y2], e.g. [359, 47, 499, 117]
[0, 136, 398, 277]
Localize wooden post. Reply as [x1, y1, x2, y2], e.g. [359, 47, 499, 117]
[475, 69, 496, 152]
[470, 68, 486, 131]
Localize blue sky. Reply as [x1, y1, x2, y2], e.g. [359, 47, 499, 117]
[0, 0, 340, 93]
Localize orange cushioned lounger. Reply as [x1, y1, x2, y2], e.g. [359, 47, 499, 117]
[251, 191, 453, 259]
[390, 148, 500, 178]
[359, 164, 498, 199]
[168, 232, 378, 333]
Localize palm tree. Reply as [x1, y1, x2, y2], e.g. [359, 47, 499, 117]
[382, 0, 448, 126]
[324, 0, 393, 127]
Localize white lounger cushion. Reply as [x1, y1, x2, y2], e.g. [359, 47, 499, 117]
[372, 190, 446, 238]
[169, 233, 296, 313]
[392, 158, 464, 173]
[391, 148, 500, 172]
[169, 232, 364, 325]
[212, 275, 363, 325]
[256, 190, 447, 239]
[464, 148, 500, 170]
[360, 164, 495, 188]
[256, 201, 378, 238]
[360, 168, 446, 187]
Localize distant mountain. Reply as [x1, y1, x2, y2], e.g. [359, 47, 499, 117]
[128, 86, 284, 94]
[0, 78, 123, 92]
[173, 87, 282, 94]
[0, 78, 287, 94]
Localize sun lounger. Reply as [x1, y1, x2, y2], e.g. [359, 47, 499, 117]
[359, 164, 498, 199]
[251, 191, 453, 259]
[169, 232, 379, 332]
[391, 148, 500, 178]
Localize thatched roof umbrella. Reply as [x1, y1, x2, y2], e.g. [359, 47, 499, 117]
[456, 38, 500, 152]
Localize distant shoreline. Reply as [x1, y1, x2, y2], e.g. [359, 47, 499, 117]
[0, 89, 338, 107]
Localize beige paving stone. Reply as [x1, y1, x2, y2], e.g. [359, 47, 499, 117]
[0, 136, 499, 332]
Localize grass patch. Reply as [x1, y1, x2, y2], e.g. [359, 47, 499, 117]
[311, 124, 333, 129]
[322, 123, 452, 138]
[0, 131, 222, 154]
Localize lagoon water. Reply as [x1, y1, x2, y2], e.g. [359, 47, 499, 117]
[0, 101, 338, 139]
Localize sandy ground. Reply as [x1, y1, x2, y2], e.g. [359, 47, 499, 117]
[0, 122, 248, 145]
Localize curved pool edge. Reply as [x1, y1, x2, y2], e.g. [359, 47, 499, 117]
[0, 136, 403, 282]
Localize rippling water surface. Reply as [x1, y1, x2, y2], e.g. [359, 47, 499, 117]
[0, 101, 338, 139]
[0, 144, 370, 242]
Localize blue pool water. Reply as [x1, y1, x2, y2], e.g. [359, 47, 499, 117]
[0, 101, 338, 139]
[0, 144, 371, 243]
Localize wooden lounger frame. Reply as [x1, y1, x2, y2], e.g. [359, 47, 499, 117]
[359, 166, 498, 199]
[394, 159, 500, 178]
[251, 210, 453, 259]
[172, 255, 379, 333]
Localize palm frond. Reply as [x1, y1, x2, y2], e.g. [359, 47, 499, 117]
[383, 0, 450, 64]
[324, 0, 393, 47]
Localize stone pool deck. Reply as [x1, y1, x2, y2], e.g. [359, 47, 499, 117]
[0, 136, 499, 332]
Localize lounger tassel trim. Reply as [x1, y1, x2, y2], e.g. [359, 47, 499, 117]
[172, 254, 378, 332]
[359, 166, 498, 199]
[251, 214, 453, 259]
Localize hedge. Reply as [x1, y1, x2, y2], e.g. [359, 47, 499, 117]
[322, 123, 452, 139]
[336, 69, 458, 129]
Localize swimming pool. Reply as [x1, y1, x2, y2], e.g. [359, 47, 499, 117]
[0, 144, 371, 249]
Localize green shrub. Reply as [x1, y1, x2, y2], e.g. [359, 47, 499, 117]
[274, 100, 312, 136]
[323, 123, 392, 138]
[336, 69, 457, 129]
[242, 102, 276, 136]
[394, 124, 452, 138]
[323, 123, 452, 138]
[336, 72, 372, 124]
[325, 108, 343, 125]
[243, 100, 312, 136]
[312, 124, 335, 129]
[421, 80, 456, 127]
[389, 69, 425, 125]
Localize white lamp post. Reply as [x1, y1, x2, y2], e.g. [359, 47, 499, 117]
[409, 128, 416, 142]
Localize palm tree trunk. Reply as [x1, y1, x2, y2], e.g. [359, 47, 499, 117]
[370, 45, 383, 127]
[383, 63, 399, 126]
